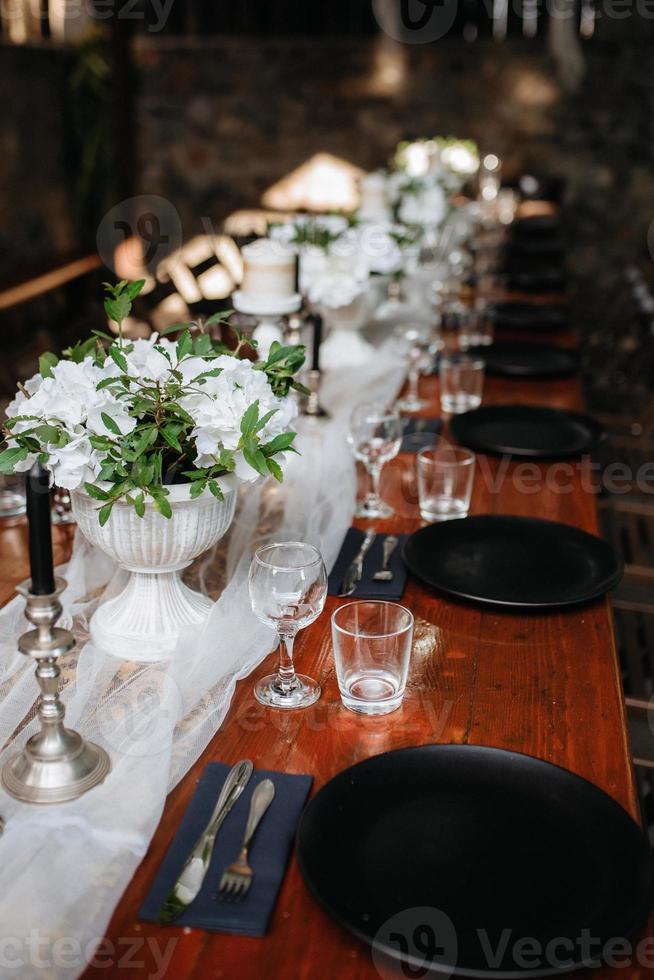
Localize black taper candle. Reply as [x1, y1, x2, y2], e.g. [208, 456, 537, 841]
[310, 313, 323, 372]
[26, 463, 55, 595]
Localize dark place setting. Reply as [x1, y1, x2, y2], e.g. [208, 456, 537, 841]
[2, 3, 654, 980]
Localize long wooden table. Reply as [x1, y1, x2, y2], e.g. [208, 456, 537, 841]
[0, 330, 640, 979]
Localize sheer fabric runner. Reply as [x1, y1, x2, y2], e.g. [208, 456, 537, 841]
[0, 351, 404, 979]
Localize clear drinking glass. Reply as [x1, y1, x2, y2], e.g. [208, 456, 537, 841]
[439, 354, 485, 414]
[479, 152, 502, 203]
[458, 306, 495, 349]
[331, 601, 414, 715]
[394, 325, 432, 413]
[417, 441, 476, 522]
[0, 474, 26, 519]
[248, 541, 327, 709]
[347, 401, 404, 519]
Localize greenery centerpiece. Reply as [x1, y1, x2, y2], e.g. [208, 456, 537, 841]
[0, 280, 306, 526]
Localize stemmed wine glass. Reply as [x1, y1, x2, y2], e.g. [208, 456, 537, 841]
[248, 541, 327, 709]
[347, 401, 404, 519]
[394, 325, 432, 413]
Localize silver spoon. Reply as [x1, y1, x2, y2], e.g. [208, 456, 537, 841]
[373, 536, 399, 581]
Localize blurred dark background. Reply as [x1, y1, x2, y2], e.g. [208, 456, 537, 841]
[2, 0, 653, 287]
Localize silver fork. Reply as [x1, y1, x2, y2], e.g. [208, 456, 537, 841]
[218, 779, 275, 901]
[373, 536, 399, 581]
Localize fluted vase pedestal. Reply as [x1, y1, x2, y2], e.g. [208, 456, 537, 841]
[71, 484, 237, 662]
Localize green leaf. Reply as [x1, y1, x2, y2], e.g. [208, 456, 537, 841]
[176, 329, 193, 362]
[243, 442, 269, 479]
[98, 501, 114, 526]
[108, 346, 128, 373]
[194, 367, 223, 382]
[266, 456, 284, 482]
[161, 423, 183, 453]
[96, 376, 120, 391]
[159, 322, 190, 336]
[151, 491, 172, 519]
[34, 424, 61, 444]
[134, 492, 145, 518]
[63, 337, 97, 363]
[193, 333, 212, 357]
[154, 345, 172, 364]
[126, 279, 146, 300]
[189, 480, 206, 499]
[104, 294, 131, 326]
[261, 431, 297, 456]
[240, 401, 260, 440]
[0, 445, 28, 474]
[133, 426, 158, 459]
[205, 310, 233, 326]
[255, 409, 278, 433]
[208, 479, 224, 500]
[101, 412, 123, 437]
[89, 435, 114, 451]
[84, 482, 112, 501]
[38, 352, 59, 379]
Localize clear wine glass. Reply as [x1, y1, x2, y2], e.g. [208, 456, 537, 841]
[347, 401, 404, 519]
[394, 325, 432, 413]
[248, 541, 327, 709]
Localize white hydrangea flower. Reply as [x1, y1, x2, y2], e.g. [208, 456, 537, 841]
[178, 355, 297, 482]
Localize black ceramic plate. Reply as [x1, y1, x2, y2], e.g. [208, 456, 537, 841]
[449, 405, 603, 459]
[297, 745, 650, 978]
[491, 303, 568, 331]
[466, 343, 579, 379]
[512, 214, 560, 235]
[402, 515, 622, 608]
[506, 237, 564, 259]
[503, 269, 566, 293]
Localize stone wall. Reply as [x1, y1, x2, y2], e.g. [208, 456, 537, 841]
[0, 44, 76, 282]
[3, 26, 654, 285]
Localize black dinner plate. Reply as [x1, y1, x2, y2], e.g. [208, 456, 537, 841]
[449, 405, 603, 459]
[401, 515, 622, 608]
[503, 269, 566, 293]
[506, 237, 564, 259]
[512, 214, 560, 236]
[466, 343, 579, 379]
[491, 303, 568, 331]
[297, 744, 650, 978]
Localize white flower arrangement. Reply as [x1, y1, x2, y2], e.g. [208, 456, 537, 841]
[0, 281, 306, 524]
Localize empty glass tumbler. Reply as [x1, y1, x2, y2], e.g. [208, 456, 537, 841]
[439, 354, 484, 414]
[331, 600, 414, 715]
[417, 441, 476, 522]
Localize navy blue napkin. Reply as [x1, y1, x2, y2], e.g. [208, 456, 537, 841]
[328, 528, 408, 600]
[139, 764, 312, 936]
[400, 417, 442, 453]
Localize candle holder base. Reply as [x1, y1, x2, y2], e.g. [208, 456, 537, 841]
[2, 734, 110, 805]
[301, 369, 330, 419]
[0, 578, 111, 805]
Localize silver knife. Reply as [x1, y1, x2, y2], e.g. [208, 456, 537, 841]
[158, 759, 253, 924]
[338, 529, 377, 597]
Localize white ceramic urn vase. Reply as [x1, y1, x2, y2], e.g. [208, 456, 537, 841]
[71, 484, 237, 662]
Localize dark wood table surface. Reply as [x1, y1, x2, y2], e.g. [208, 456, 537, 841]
[0, 323, 644, 979]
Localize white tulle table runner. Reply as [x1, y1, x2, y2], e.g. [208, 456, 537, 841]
[0, 347, 405, 979]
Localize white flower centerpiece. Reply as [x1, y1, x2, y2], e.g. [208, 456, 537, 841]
[0, 280, 306, 661]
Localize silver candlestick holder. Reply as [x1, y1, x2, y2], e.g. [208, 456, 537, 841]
[1, 577, 110, 804]
[301, 369, 330, 419]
